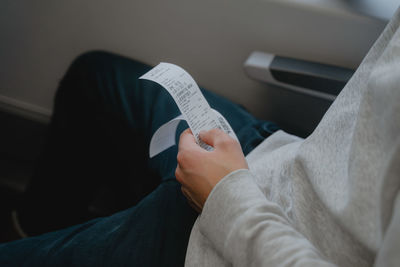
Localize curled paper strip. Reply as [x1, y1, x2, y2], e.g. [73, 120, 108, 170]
[139, 63, 237, 158]
[149, 109, 237, 158]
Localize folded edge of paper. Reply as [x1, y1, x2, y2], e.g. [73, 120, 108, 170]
[149, 110, 237, 158]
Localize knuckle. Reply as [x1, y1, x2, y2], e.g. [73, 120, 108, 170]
[220, 137, 234, 147]
[210, 128, 221, 135]
[177, 152, 184, 165]
[175, 167, 183, 183]
[177, 150, 196, 167]
[181, 128, 190, 136]
[178, 129, 188, 142]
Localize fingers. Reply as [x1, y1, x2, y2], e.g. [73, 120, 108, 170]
[179, 128, 236, 151]
[177, 130, 201, 170]
[199, 128, 234, 148]
[178, 128, 201, 152]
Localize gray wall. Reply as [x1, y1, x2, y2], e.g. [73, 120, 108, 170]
[0, 0, 388, 136]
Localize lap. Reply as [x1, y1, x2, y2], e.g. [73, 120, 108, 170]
[1, 180, 197, 267]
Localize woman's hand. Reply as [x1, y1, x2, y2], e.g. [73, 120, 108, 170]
[175, 128, 248, 212]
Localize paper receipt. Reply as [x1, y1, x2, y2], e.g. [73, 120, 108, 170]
[139, 63, 237, 157]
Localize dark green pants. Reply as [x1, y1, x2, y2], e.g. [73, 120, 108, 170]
[0, 51, 278, 266]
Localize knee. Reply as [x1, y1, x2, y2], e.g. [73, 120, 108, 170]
[59, 50, 122, 92]
[68, 50, 118, 73]
[56, 51, 116, 103]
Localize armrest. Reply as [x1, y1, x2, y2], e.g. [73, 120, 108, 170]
[244, 51, 355, 101]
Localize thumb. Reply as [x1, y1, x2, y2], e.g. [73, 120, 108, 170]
[199, 128, 226, 147]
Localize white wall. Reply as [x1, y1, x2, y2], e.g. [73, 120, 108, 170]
[0, 0, 388, 135]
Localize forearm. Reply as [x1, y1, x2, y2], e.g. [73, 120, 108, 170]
[199, 169, 336, 267]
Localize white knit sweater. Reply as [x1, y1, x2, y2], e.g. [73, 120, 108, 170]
[185, 8, 400, 267]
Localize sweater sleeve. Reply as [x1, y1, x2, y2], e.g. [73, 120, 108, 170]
[374, 192, 400, 267]
[198, 169, 336, 267]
